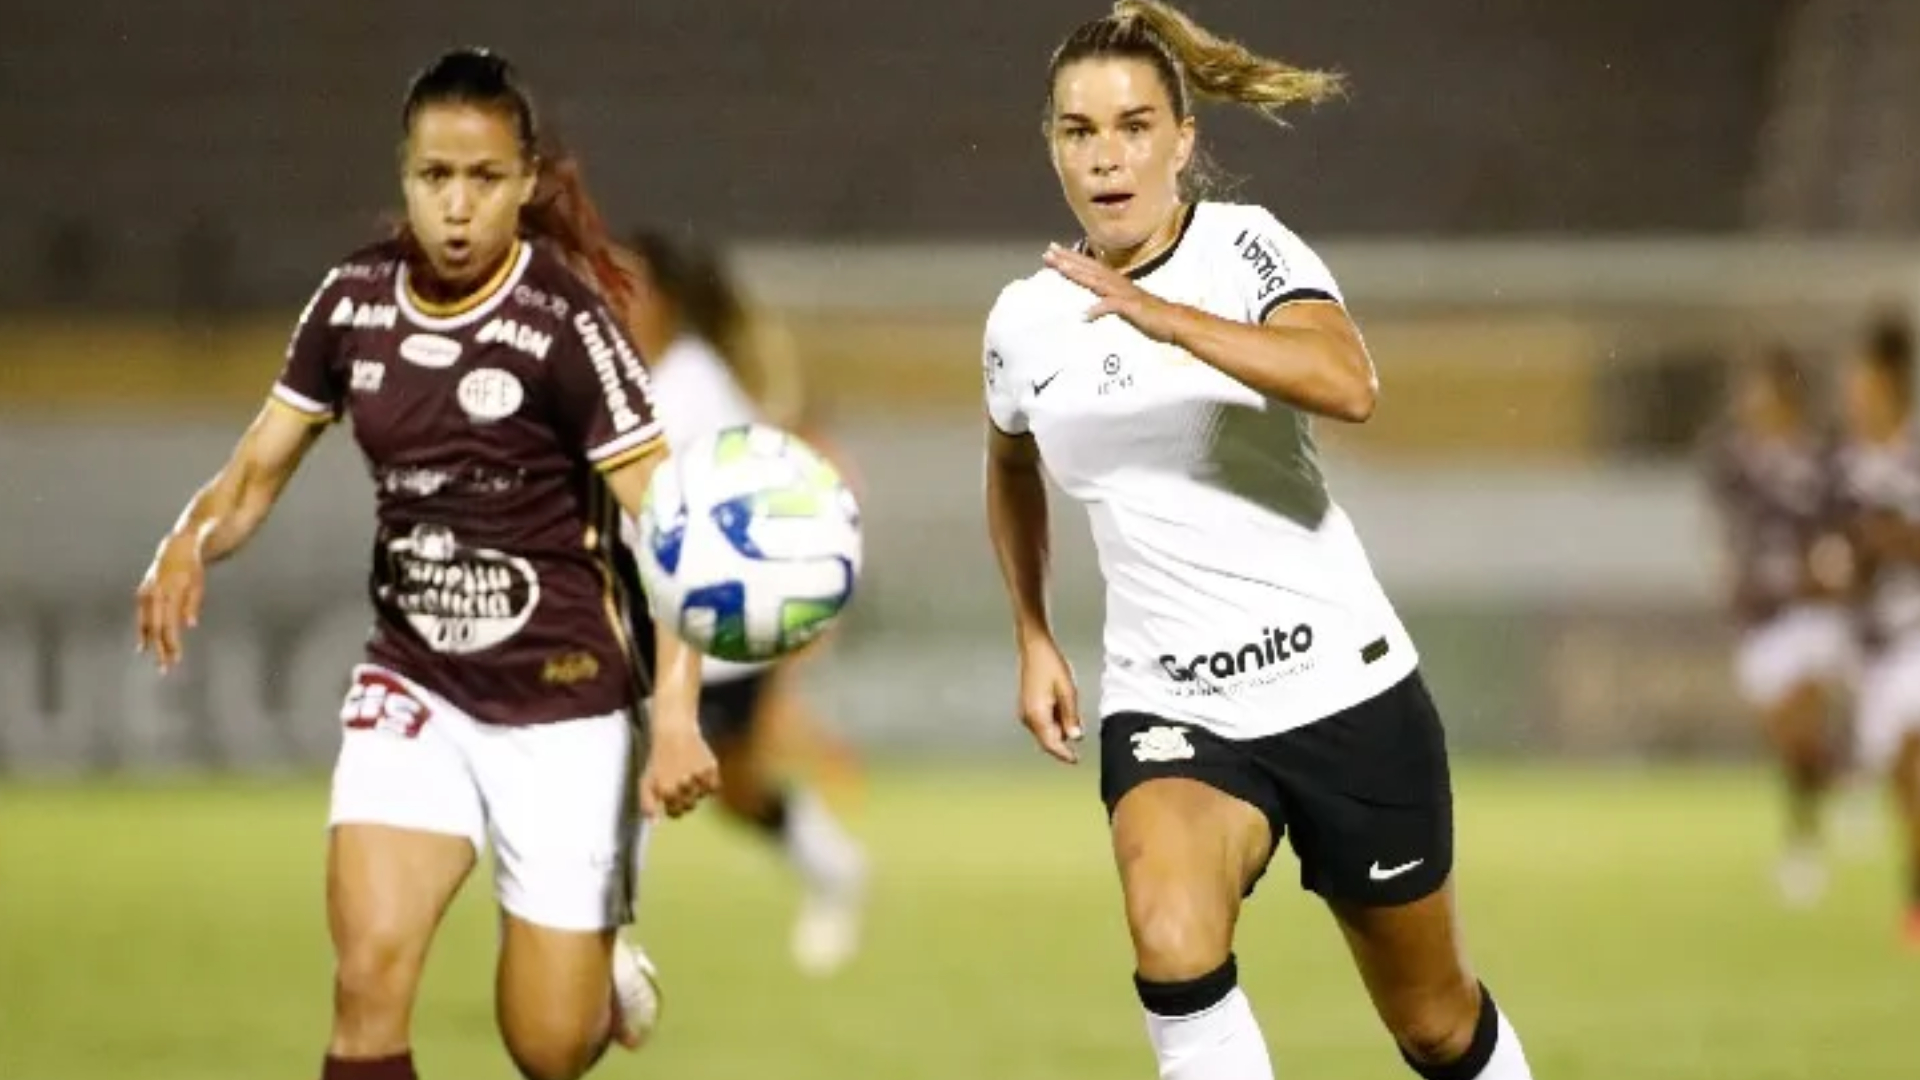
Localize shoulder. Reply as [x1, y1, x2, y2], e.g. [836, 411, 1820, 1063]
[1195, 200, 1325, 268]
[308, 239, 404, 299]
[987, 267, 1076, 341]
[510, 242, 613, 327]
[1196, 200, 1305, 239]
[1196, 200, 1342, 311]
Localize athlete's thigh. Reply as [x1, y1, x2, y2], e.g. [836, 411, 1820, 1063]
[1266, 674, 1454, 907]
[469, 709, 642, 934]
[327, 665, 485, 956]
[495, 912, 617, 1045]
[328, 824, 477, 962]
[1101, 713, 1280, 945]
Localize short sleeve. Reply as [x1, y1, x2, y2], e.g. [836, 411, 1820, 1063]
[983, 288, 1027, 436]
[270, 269, 345, 422]
[550, 300, 666, 471]
[1224, 206, 1345, 325]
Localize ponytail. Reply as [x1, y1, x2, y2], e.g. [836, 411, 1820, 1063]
[1115, 0, 1342, 120]
[522, 148, 634, 311]
[1050, 1, 1344, 127]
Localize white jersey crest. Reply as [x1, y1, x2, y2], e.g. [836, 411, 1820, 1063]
[984, 201, 1417, 739]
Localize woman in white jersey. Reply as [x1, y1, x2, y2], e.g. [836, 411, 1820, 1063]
[619, 228, 871, 976]
[981, 5, 1535, 1079]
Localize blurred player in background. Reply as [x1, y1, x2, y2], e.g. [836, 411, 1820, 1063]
[134, 49, 719, 1080]
[982, 3, 1535, 1078]
[1833, 314, 1920, 947]
[617, 227, 870, 976]
[1701, 347, 1854, 906]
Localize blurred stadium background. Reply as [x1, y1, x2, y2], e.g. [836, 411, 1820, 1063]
[4, 2, 1919, 1077]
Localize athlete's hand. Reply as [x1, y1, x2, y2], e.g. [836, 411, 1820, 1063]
[1017, 635, 1084, 765]
[135, 533, 207, 675]
[1042, 244, 1181, 343]
[639, 704, 720, 819]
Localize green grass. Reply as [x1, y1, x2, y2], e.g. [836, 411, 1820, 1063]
[0, 763, 1913, 1078]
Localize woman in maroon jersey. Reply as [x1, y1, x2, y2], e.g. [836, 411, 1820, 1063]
[134, 49, 713, 1080]
[1701, 348, 1855, 906]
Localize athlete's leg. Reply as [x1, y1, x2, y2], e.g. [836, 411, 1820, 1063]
[1112, 776, 1276, 1080]
[1890, 731, 1920, 944]
[1765, 677, 1836, 902]
[1328, 881, 1532, 1078]
[708, 669, 868, 975]
[325, 827, 476, 1078]
[323, 666, 488, 1080]
[477, 712, 649, 1079]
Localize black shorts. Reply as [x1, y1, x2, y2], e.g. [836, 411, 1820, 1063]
[1099, 671, 1453, 907]
[698, 672, 771, 746]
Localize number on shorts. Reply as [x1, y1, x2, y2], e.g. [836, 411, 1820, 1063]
[340, 670, 432, 738]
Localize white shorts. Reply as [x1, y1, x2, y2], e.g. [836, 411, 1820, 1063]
[327, 664, 646, 932]
[1855, 635, 1920, 772]
[1734, 605, 1854, 709]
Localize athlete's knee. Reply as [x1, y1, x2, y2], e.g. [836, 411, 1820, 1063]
[1123, 877, 1233, 981]
[1382, 975, 1481, 1066]
[331, 928, 427, 1049]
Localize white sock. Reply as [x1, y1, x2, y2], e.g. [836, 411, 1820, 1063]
[1477, 1008, 1532, 1080]
[781, 788, 865, 895]
[1144, 986, 1276, 1080]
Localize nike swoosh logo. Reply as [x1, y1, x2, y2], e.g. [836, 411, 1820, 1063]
[1031, 370, 1063, 395]
[1368, 859, 1423, 881]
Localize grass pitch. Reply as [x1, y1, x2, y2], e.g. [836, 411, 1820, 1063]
[1, 762, 1912, 1078]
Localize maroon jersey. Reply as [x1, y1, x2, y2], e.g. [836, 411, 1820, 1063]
[1836, 430, 1920, 651]
[1702, 425, 1843, 627]
[273, 238, 663, 726]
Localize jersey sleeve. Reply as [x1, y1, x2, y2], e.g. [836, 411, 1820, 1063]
[982, 287, 1027, 436]
[1224, 206, 1346, 325]
[270, 269, 346, 422]
[549, 299, 667, 471]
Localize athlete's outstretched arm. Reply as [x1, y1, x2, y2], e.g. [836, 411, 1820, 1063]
[985, 423, 1054, 645]
[172, 400, 329, 563]
[135, 400, 328, 670]
[603, 449, 722, 818]
[1043, 244, 1377, 422]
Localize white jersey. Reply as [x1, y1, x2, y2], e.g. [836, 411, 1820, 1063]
[628, 333, 767, 684]
[983, 200, 1418, 740]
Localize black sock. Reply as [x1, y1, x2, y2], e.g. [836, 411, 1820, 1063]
[1400, 982, 1500, 1080]
[322, 1052, 417, 1080]
[1134, 954, 1239, 1017]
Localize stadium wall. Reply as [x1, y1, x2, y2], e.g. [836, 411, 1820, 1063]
[5, 238, 1918, 775]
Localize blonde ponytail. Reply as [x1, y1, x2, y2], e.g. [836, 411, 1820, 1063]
[1106, 0, 1344, 123]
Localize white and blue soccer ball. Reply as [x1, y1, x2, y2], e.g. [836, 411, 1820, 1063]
[635, 423, 862, 664]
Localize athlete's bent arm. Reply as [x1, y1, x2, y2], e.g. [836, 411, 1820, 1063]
[1044, 244, 1377, 422]
[985, 423, 1054, 645]
[136, 400, 328, 669]
[603, 446, 721, 816]
[1161, 299, 1377, 422]
[171, 400, 329, 564]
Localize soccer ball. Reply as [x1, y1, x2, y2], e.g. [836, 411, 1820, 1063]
[634, 423, 862, 664]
